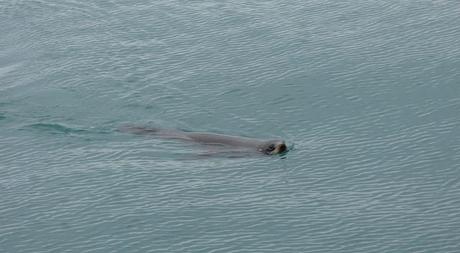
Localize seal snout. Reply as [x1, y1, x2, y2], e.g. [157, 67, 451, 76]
[277, 143, 287, 153]
[261, 140, 288, 155]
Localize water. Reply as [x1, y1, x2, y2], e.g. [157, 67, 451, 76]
[1, 0, 460, 252]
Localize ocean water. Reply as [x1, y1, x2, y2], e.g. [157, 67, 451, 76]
[1, 0, 460, 252]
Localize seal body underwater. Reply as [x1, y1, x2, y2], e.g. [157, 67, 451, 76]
[119, 126, 287, 155]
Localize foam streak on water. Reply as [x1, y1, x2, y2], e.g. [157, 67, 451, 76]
[1, 0, 460, 252]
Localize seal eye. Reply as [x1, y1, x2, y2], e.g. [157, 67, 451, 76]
[267, 144, 276, 153]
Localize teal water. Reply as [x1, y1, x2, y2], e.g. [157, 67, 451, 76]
[1, 1, 460, 252]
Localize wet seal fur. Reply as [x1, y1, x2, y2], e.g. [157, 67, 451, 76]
[119, 126, 287, 155]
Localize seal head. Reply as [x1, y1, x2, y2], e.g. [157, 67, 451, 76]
[258, 140, 287, 155]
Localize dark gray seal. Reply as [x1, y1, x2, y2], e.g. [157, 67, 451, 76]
[120, 126, 287, 155]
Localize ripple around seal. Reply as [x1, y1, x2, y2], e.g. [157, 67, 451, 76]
[25, 123, 88, 135]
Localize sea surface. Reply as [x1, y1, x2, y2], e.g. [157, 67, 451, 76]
[1, 1, 460, 252]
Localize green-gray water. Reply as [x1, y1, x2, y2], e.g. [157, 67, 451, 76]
[1, 1, 460, 252]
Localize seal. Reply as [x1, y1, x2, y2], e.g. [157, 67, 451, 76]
[119, 126, 287, 155]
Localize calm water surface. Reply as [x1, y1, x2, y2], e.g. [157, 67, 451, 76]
[1, 0, 460, 252]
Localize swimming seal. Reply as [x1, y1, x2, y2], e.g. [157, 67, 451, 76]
[119, 126, 287, 155]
